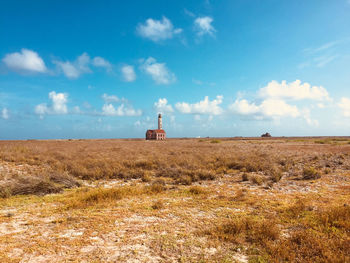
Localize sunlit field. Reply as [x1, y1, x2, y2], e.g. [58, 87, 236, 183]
[0, 137, 349, 262]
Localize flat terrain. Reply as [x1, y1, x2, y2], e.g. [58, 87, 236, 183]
[0, 137, 349, 262]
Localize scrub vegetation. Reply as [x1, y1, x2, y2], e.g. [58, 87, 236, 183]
[0, 137, 349, 262]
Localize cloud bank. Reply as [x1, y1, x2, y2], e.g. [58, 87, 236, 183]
[54, 53, 111, 79]
[175, 95, 223, 115]
[258, 80, 330, 101]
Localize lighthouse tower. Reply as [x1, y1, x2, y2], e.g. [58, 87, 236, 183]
[158, 113, 162, 130]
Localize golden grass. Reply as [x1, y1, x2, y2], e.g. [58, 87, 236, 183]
[0, 137, 349, 262]
[0, 172, 79, 198]
[64, 183, 166, 209]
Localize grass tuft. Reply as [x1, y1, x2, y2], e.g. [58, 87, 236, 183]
[302, 167, 321, 180]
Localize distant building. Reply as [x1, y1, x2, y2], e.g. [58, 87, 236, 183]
[261, 132, 272, 138]
[146, 114, 166, 140]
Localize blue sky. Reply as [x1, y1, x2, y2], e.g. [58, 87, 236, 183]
[1, 0, 350, 139]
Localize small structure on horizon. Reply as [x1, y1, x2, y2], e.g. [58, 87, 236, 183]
[261, 132, 272, 138]
[146, 114, 166, 140]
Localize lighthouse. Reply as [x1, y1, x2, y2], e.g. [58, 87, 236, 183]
[145, 114, 166, 140]
[158, 113, 162, 130]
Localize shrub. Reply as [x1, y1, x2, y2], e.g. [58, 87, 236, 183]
[324, 168, 331, 174]
[49, 172, 80, 188]
[204, 217, 279, 244]
[0, 172, 79, 198]
[79, 188, 123, 204]
[270, 170, 283, 183]
[66, 185, 164, 208]
[266, 230, 350, 262]
[250, 175, 264, 185]
[151, 200, 164, 210]
[284, 199, 307, 219]
[302, 167, 321, 180]
[141, 173, 152, 182]
[66, 187, 128, 208]
[317, 205, 350, 231]
[148, 182, 166, 193]
[227, 160, 245, 170]
[242, 173, 249, 181]
[232, 188, 248, 201]
[152, 178, 166, 185]
[189, 186, 207, 195]
[176, 175, 192, 185]
[248, 219, 280, 243]
[0, 187, 11, 198]
[196, 170, 216, 181]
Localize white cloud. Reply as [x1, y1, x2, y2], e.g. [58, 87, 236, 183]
[154, 98, 174, 113]
[121, 65, 136, 82]
[92, 56, 112, 71]
[300, 39, 347, 68]
[102, 94, 129, 105]
[229, 98, 300, 119]
[1, 108, 9, 119]
[184, 8, 195, 17]
[304, 41, 339, 54]
[140, 57, 176, 85]
[314, 54, 338, 68]
[301, 108, 319, 126]
[229, 79, 325, 125]
[72, 106, 81, 114]
[102, 94, 120, 103]
[317, 103, 325, 109]
[35, 104, 49, 119]
[258, 99, 300, 118]
[194, 16, 216, 37]
[54, 53, 91, 79]
[229, 99, 260, 116]
[134, 120, 142, 127]
[49, 91, 68, 114]
[2, 49, 47, 73]
[338, 97, 350, 117]
[192, 78, 215, 86]
[258, 80, 330, 101]
[134, 116, 153, 129]
[83, 102, 92, 109]
[137, 16, 182, 42]
[35, 91, 68, 118]
[175, 95, 223, 115]
[101, 93, 141, 117]
[76, 53, 91, 72]
[54, 61, 81, 79]
[54, 53, 111, 79]
[102, 103, 142, 117]
[194, 115, 201, 121]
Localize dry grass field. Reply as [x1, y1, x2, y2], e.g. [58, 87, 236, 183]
[0, 137, 349, 262]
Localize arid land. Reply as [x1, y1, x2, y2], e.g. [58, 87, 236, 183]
[0, 137, 349, 262]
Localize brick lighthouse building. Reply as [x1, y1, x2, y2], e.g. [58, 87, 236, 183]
[146, 114, 166, 140]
